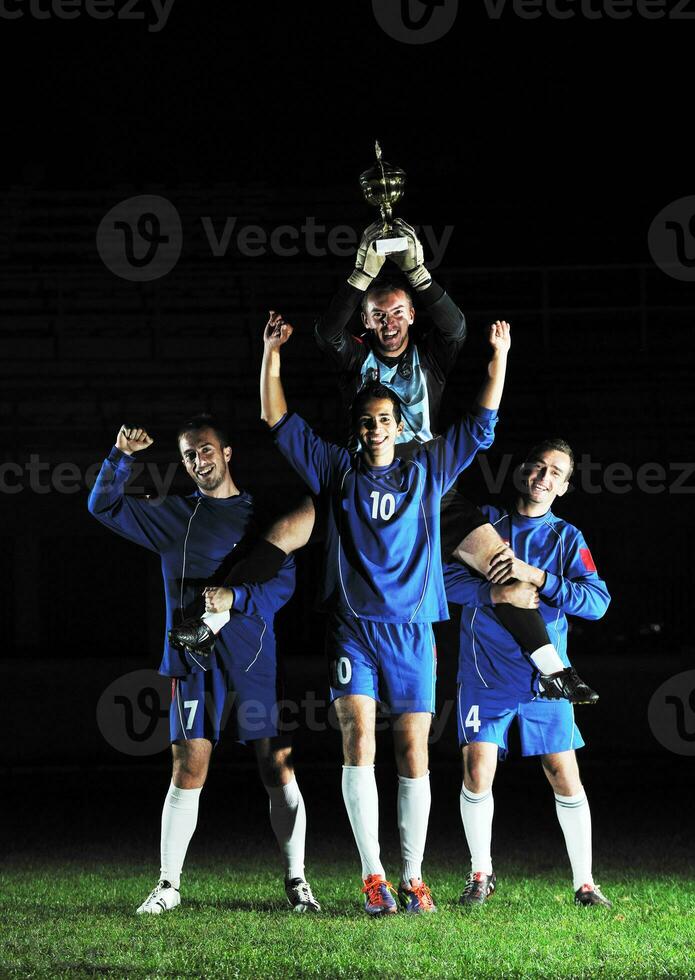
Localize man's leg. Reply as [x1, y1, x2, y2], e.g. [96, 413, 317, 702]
[392, 712, 433, 896]
[541, 751, 610, 906]
[460, 741, 498, 880]
[334, 694, 385, 881]
[455, 683, 511, 906]
[329, 617, 397, 915]
[254, 736, 320, 912]
[137, 736, 211, 915]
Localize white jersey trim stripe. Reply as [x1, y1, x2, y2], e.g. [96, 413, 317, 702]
[175, 679, 188, 741]
[336, 469, 360, 619]
[470, 608, 489, 688]
[244, 618, 267, 673]
[457, 683, 469, 743]
[408, 460, 431, 624]
[543, 519, 564, 651]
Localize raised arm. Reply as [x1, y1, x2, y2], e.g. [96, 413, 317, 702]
[476, 320, 511, 411]
[260, 311, 293, 427]
[313, 222, 384, 370]
[389, 218, 467, 376]
[417, 321, 509, 491]
[87, 426, 172, 553]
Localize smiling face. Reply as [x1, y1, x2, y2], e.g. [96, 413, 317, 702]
[179, 427, 233, 495]
[355, 396, 405, 466]
[520, 448, 572, 513]
[362, 289, 415, 357]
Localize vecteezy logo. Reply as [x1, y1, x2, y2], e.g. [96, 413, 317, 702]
[648, 195, 695, 283]
[372, 0, 458, 43]
[97, 194, 182, 282]
[96, 669, 171, 756]
[647, 669, 695, 756]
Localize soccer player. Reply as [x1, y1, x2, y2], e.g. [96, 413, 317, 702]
[87, 418, 320, 915]
[260, 309, 510, 915]
[170, 223, 596, 703]
[444, 439, 612, 908]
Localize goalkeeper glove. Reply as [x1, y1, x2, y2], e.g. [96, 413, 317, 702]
[348, 221, 386, 291]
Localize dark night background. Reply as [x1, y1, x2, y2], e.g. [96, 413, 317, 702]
[3, 2, 693, 873]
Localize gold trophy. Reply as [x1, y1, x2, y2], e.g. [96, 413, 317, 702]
[359, 140, 408, 255]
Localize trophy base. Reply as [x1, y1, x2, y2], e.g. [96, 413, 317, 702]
[375, 236, 409, 255]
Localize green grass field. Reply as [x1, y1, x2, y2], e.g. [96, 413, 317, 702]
[3, 853, 694, 979]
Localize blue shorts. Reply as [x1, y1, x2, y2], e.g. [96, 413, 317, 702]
[456, 685, 584, 759]
[326, 613, 436, 714]
[170, 655, 281, 745]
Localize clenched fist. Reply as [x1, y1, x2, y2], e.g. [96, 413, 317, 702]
[264, 311, 294, 350]
[116, 426, 154, 456]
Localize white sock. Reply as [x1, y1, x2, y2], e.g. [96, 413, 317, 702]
[530, 643, 565, 674]
[554, 789, 593, 890]
[460, 783, 494, 874]
[265, 778, 306, 881]
[202, 610, 230, 634]
[397, 772, 431, 884]
[159, 782, 202, 889]
[342, 765, 385, 880]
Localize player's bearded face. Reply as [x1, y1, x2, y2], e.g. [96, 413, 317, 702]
[179, 429, 231, 491]
[522, 450, 571, 504]
[363, 290, 414, 356]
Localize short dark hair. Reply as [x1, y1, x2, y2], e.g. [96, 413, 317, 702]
[350, 382, 403, 427]
[524, 438, 575, 478]
[177, 414, 231, 450]
[361, 274, 415, 314]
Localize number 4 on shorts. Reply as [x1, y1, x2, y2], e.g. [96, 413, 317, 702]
[465, 704, 481, 733]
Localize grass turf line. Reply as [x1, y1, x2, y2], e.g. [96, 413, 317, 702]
[2, 857, 694, 979]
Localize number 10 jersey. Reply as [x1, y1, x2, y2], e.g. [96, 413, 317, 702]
[272, 407, 497, 624]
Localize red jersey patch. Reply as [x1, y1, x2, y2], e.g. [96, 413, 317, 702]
[579, 548, 597, 572]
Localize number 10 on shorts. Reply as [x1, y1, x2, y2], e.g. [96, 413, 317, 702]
[334, 656, 352, 686]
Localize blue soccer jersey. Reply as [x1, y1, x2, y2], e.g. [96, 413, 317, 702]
[88, 446, 295, 677]
[273, 407, 497, 624]
[443, 505, 611, 699]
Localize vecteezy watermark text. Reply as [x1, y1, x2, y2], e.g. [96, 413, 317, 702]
[372, 0, 689, 44]
[200, 216, 453, 265]
[0, 457, 178, 497]
[648, 196, 695, 283]
[482, 0, 694, 18]
[648, 670, 695, 756]
[96, 194, 454, 282]
[1, 454, 695, 496]
[97, 670, 457, 755]
[0, 0, 176, 31]
[478, 453, 695, 496]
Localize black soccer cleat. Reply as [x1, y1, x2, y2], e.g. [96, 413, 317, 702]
[285, 877, 321, 913]
[574, 883, 612, 908]
[459, 870, 496, 907]
[538, 667, 599, 704]
[168, 617, 216, 655]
